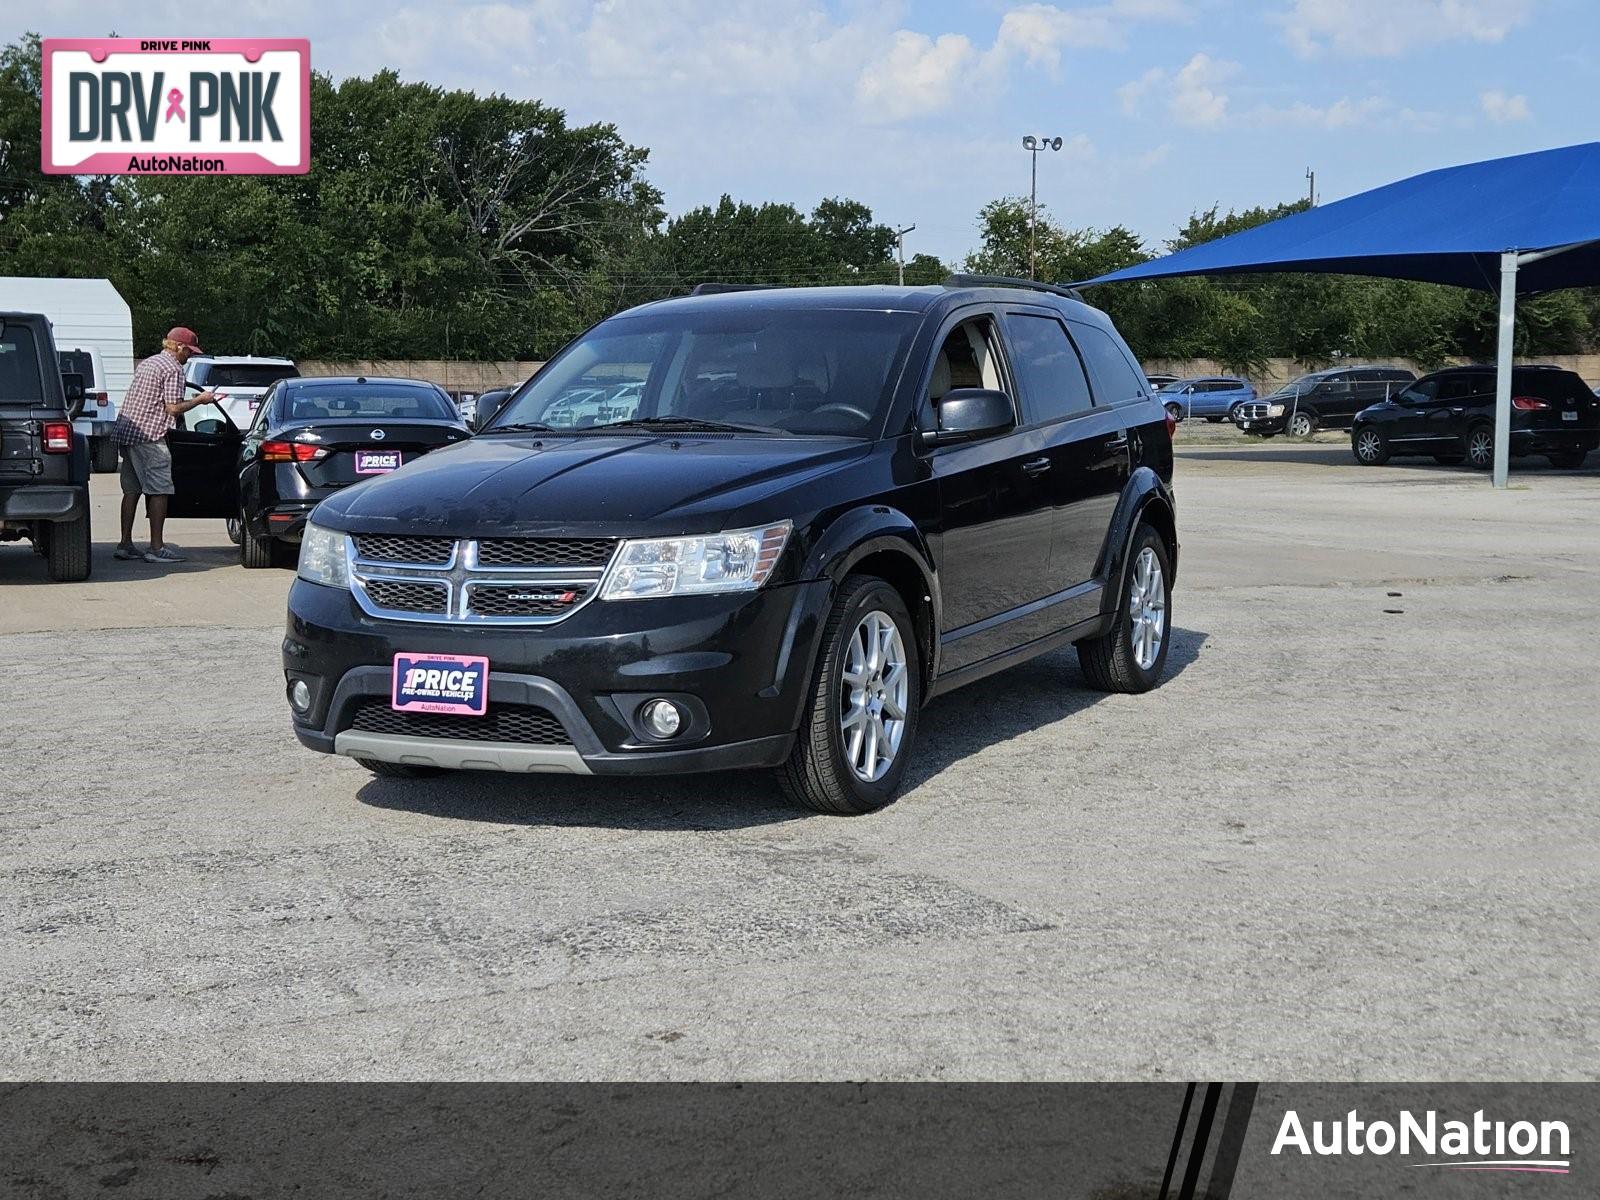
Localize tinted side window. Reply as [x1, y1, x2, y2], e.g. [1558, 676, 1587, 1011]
[0, 324, 46, 404]
[999, 313, 1092, 422]
[1436, 377, 1477, 401]
[1069, 322, 1147, 405]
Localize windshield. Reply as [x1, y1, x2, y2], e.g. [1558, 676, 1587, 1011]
[284, 385, 457, 422]
[1156, 380, 1190, 393]
[1273, 374, 1324, 397]
[0, 323, 46, 405]
[199, 363, 300, 389]
[492, 307, 920, 437]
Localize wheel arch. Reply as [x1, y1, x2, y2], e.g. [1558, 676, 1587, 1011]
[1098, 467, 1178, 610]
[800, 506, 941, 690]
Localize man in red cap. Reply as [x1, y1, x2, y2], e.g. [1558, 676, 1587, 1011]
[112, 327, 218, 563]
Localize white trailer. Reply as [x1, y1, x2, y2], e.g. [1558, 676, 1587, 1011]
[0, 277, 135, 471]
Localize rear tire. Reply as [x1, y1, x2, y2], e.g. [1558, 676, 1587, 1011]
[1353, 426, 1390, 465]
[44, 511, 91, 582]
[91, 437, 118, 473]
[355, 758, 443, 779]
[778, 575, 921, 816]
[1465, 425, 1494, 470]
[1077, 524, 1170, 695]
[1549, 450, 1587, 469]
[239, 517, 275, 569]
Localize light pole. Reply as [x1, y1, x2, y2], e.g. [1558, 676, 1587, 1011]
[893, 223, 915, 286]
[1022, 134, 1063, 280]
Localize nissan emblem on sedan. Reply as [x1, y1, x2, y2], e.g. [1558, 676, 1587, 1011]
[280, 278, 1178, 814]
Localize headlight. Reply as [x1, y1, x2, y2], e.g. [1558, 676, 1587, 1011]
[297, 521, 350, 588]
[600, 521, 791, 600]
[1268, 403, 1286, 417]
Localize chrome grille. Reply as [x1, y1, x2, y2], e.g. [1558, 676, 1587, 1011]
[476, 537, 615, 568]
[353, 534, 455, 565]
[1237, 402, 1272, 420]
[347, 534, 615, 626]
[346, 699, 569, 744]
[467, 582, 591, 617]
[362, 579, 448, 613]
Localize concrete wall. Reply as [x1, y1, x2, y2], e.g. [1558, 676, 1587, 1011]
[298, 354, 1600, 395]
[1142, 355, 1600, 392]
[299, 360, 544, 392]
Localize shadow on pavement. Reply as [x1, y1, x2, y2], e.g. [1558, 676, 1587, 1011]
[356, 626, 1208, 831]
[0, 538, 261, 584]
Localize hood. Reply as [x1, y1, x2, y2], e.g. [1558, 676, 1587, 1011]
[315, 432, 872, 536]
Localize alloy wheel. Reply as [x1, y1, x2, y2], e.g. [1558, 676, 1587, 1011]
[1129, 546, 1166, 671]
[1289, 412, 1314, 438]
[1468, 429, 1493, 468]
[1356, 430, 1382, 462]
[839, 609, 909, 783]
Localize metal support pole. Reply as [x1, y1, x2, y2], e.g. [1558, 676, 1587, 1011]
[1492, 251, 1516, 489]
[1029, 152, 1038, 280]
[894, 224, 915, 286]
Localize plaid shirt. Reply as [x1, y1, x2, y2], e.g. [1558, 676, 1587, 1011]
[114, 351, 183, 445]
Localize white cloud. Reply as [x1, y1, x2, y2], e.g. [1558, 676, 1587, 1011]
[1278, 0, 1534, 57]
[1119, 54, 1238, 128]
[857, 32, 980, 121]
[993, 0, 1194, 68]
[1480, 88, 1531, 122]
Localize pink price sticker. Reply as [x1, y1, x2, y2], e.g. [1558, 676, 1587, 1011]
[41, 38, 311, 175]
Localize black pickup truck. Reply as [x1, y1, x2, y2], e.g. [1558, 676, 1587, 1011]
[0, 311, 91, 581]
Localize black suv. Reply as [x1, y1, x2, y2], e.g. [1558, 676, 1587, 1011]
[1235, 366, 1414, 437]
[282, 281, 1178, 813]
[1351, 365, 1599, 469]
[0, 312, 91, 581]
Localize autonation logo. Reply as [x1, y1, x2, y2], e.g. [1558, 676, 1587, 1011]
[1273, 1109, 1571, 1175]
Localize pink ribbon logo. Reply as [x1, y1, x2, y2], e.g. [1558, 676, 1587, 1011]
[164, 88, 185, 123]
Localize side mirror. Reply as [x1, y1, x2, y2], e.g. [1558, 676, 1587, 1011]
[61, 371, 85, 418]
[471, 389, 512, 431]
[923, 388, 1015, 447]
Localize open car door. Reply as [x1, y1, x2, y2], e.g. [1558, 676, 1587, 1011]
[166, 390, 242, 519]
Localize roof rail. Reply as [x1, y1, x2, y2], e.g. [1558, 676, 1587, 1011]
[689, 282, 782, 296]
[942, 273, 1084, 302]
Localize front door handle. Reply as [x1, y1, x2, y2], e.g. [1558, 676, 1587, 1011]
[1021, 456, 1051, 475]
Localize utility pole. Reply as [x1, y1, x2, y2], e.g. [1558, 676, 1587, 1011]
[1022, 135, 1064, 279]
[1306, 167, 1316, 207]
[893, 224, 915, 286]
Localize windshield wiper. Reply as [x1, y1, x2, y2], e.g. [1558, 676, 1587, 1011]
[485, 421, 559, 434]
[588, 416, 783, 435]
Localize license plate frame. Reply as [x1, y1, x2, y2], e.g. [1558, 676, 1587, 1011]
[356, 449, 403, 474]
[391, 653, 490, 716]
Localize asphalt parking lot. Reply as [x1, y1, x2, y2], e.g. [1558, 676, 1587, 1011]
[3, 435, 1597, 1081]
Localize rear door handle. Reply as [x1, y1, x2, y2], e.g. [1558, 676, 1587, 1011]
[1021, 456, 1051, 475]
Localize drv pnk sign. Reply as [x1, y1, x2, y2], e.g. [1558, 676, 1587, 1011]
[41, 38, 310, 175]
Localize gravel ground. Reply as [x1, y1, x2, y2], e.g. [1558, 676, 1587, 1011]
[1, 443, 1596, 1080]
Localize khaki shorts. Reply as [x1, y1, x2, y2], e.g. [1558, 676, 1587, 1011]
[120, 440, 174, 496]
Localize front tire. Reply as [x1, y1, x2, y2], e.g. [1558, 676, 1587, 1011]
[1353, 426, 1390, 465]
[225, 517, 243, 545]
[1077, 525, 1170, 694]
[1287, 410, 1317, 438]
[778, 576, 921, 815]
[44, 511, 92, 582]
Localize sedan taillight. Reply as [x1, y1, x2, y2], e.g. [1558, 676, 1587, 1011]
[1511, 396, 1550, 411]
[261, 439, 327, 463]
[42, 422, 73, 453]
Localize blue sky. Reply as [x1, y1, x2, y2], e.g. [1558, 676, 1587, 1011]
[13, 1, 1595, 263]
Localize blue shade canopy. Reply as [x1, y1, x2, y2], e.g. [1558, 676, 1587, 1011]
[1080, 142, 1600, 294]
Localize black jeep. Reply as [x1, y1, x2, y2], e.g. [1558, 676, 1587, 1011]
[282, 279, 1178, 813]
[0, 312, 91, 581]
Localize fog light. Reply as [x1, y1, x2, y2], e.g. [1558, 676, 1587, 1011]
[641, 698, 683, 739]
[289, 679, 313, 713]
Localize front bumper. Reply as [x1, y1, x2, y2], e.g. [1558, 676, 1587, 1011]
[1235, 413, 1287, 435]
[283, 576, 833, 776]
[0, 484, 87, 524]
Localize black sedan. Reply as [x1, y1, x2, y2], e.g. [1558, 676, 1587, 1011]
[1350, 365, 1599, 470]
[168, 376, 469, 567]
